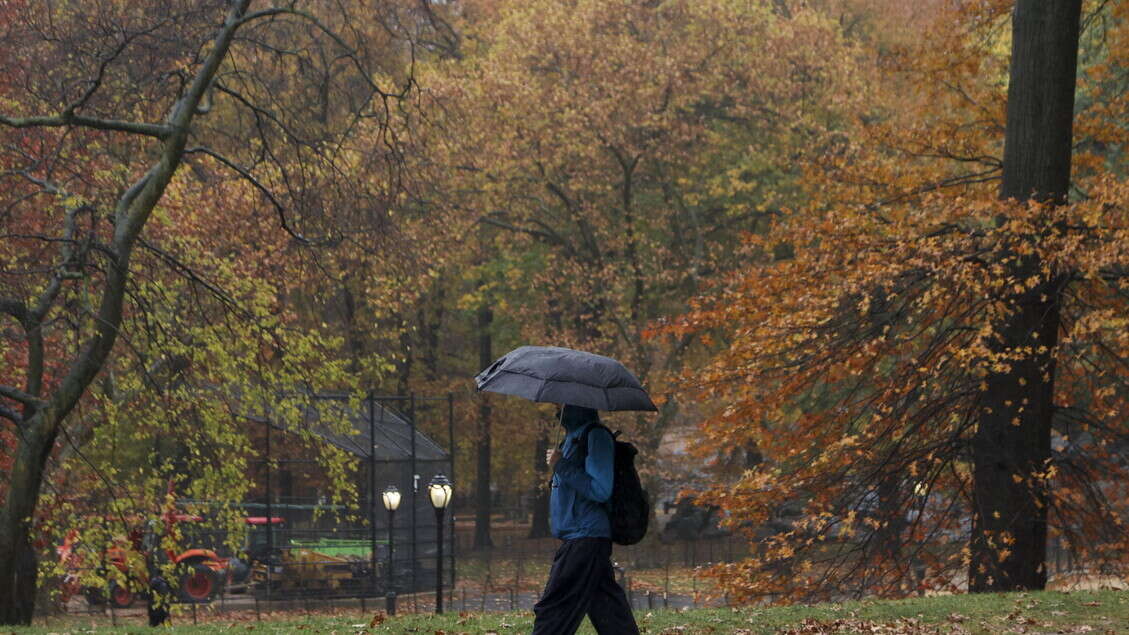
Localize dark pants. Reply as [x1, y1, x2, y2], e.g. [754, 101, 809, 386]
[532, 538, 639, 635]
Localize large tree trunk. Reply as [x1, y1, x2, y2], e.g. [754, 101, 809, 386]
[0, 422, 57, 623]
[474, 302, 494, 549]
[969, 0, 1081, 593]
[420, 282, 445, 381]
[0, 2, 252, 623]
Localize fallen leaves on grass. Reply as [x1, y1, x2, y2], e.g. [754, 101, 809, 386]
[776, 617, 944, 633]
[369, 612, 386, 627]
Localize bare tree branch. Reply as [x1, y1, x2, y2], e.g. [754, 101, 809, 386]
[0, 297, 27, 322]
[62, 19, 160, 116]
[236, 6, 410, 98]
[31, 203, 94, 323]
[137, 237, 254, 321]
[0, 113, 172, 139]
[0, 405, 20, 425]
[184, 145, 308, 243]
[0, 385, 44, 409]
[478, 213, 565, 248]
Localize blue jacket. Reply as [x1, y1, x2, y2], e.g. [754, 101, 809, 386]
[551, 416, 614, 540]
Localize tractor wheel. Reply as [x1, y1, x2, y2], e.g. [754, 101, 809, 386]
[177, 563, 218, 603]
[108, 581, 135, 609]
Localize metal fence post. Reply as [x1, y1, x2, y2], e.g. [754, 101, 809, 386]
[368, 391, 378, 598]
[264, 417, 273, 605]
[448, 392, 457, 589]
[409, 393, 417, 608]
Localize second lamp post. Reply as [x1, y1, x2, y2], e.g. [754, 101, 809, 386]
[381, 485, 401, 614]
[427, 474, 453, 614]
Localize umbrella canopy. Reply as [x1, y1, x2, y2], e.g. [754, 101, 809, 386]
[475, 345, 658, 412]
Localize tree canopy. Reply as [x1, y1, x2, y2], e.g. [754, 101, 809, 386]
[1, 0, 1127, 623]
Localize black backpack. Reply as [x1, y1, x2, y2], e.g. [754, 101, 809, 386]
[575, 423, 650, 546]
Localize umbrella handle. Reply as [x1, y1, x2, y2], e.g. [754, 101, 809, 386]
[556, 406, 565, 449]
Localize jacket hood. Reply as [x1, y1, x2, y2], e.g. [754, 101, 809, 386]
[560, 404, 600, 431]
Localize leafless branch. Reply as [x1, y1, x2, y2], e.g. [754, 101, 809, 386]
[0, 404, 20, 424]
[62, 18, 164, 116]
[0, 297, 27, 322]
[0, 112, 172, 139]
[137, 238, 254, 322]
[0, 385, 44, 409]
[478, 213, 567, 249]
[184, 145, 308, 244]
[237, 6, 409, 99]
[416, 0, 462, 59]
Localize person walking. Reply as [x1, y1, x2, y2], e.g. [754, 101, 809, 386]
[532, 404, 639, 635]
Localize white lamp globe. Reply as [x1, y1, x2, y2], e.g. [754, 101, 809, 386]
[382, 485, 402, 511]
[428, 474, 453, 510]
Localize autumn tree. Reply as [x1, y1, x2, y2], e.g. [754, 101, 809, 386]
[0, 0, 417, 623]
[671, 0, 1128, 602]
[412, 0, 864, 516]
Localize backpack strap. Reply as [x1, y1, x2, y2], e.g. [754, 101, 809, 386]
[574, 423, 618, 459]
[573, 423, 617, 511]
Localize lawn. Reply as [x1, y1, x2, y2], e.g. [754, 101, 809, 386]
[15, 589, 1128, 633]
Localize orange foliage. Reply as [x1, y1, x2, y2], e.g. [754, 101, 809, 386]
[667, 0, 1129, 602]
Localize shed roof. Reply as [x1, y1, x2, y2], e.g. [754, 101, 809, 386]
[297, 396, 448, 461]
[245, 393, 448, 462]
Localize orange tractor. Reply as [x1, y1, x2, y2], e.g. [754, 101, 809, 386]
[61, 510, 230, 608]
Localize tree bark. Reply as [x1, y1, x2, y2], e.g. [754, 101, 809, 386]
[339, 283, 366, 375]
[420, 282, 445, 381]
[474, 301, 494, 549]
[395, 317, 413, 396]
[969, 0, 1081, 593]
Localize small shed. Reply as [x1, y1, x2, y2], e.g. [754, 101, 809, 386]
[245, 392, 455, 597]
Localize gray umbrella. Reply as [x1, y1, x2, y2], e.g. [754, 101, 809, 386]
[474, 345, 658, 412]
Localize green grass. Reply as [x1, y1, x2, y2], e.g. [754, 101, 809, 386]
[18, 589, 1129, 633]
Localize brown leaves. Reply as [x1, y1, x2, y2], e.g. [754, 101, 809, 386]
[776, 617, 941, 634]
[671, 0, 1129, 605]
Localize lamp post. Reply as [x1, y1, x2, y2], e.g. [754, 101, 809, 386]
[427, 474, 453, 614]
[381, 485, 401, 614]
